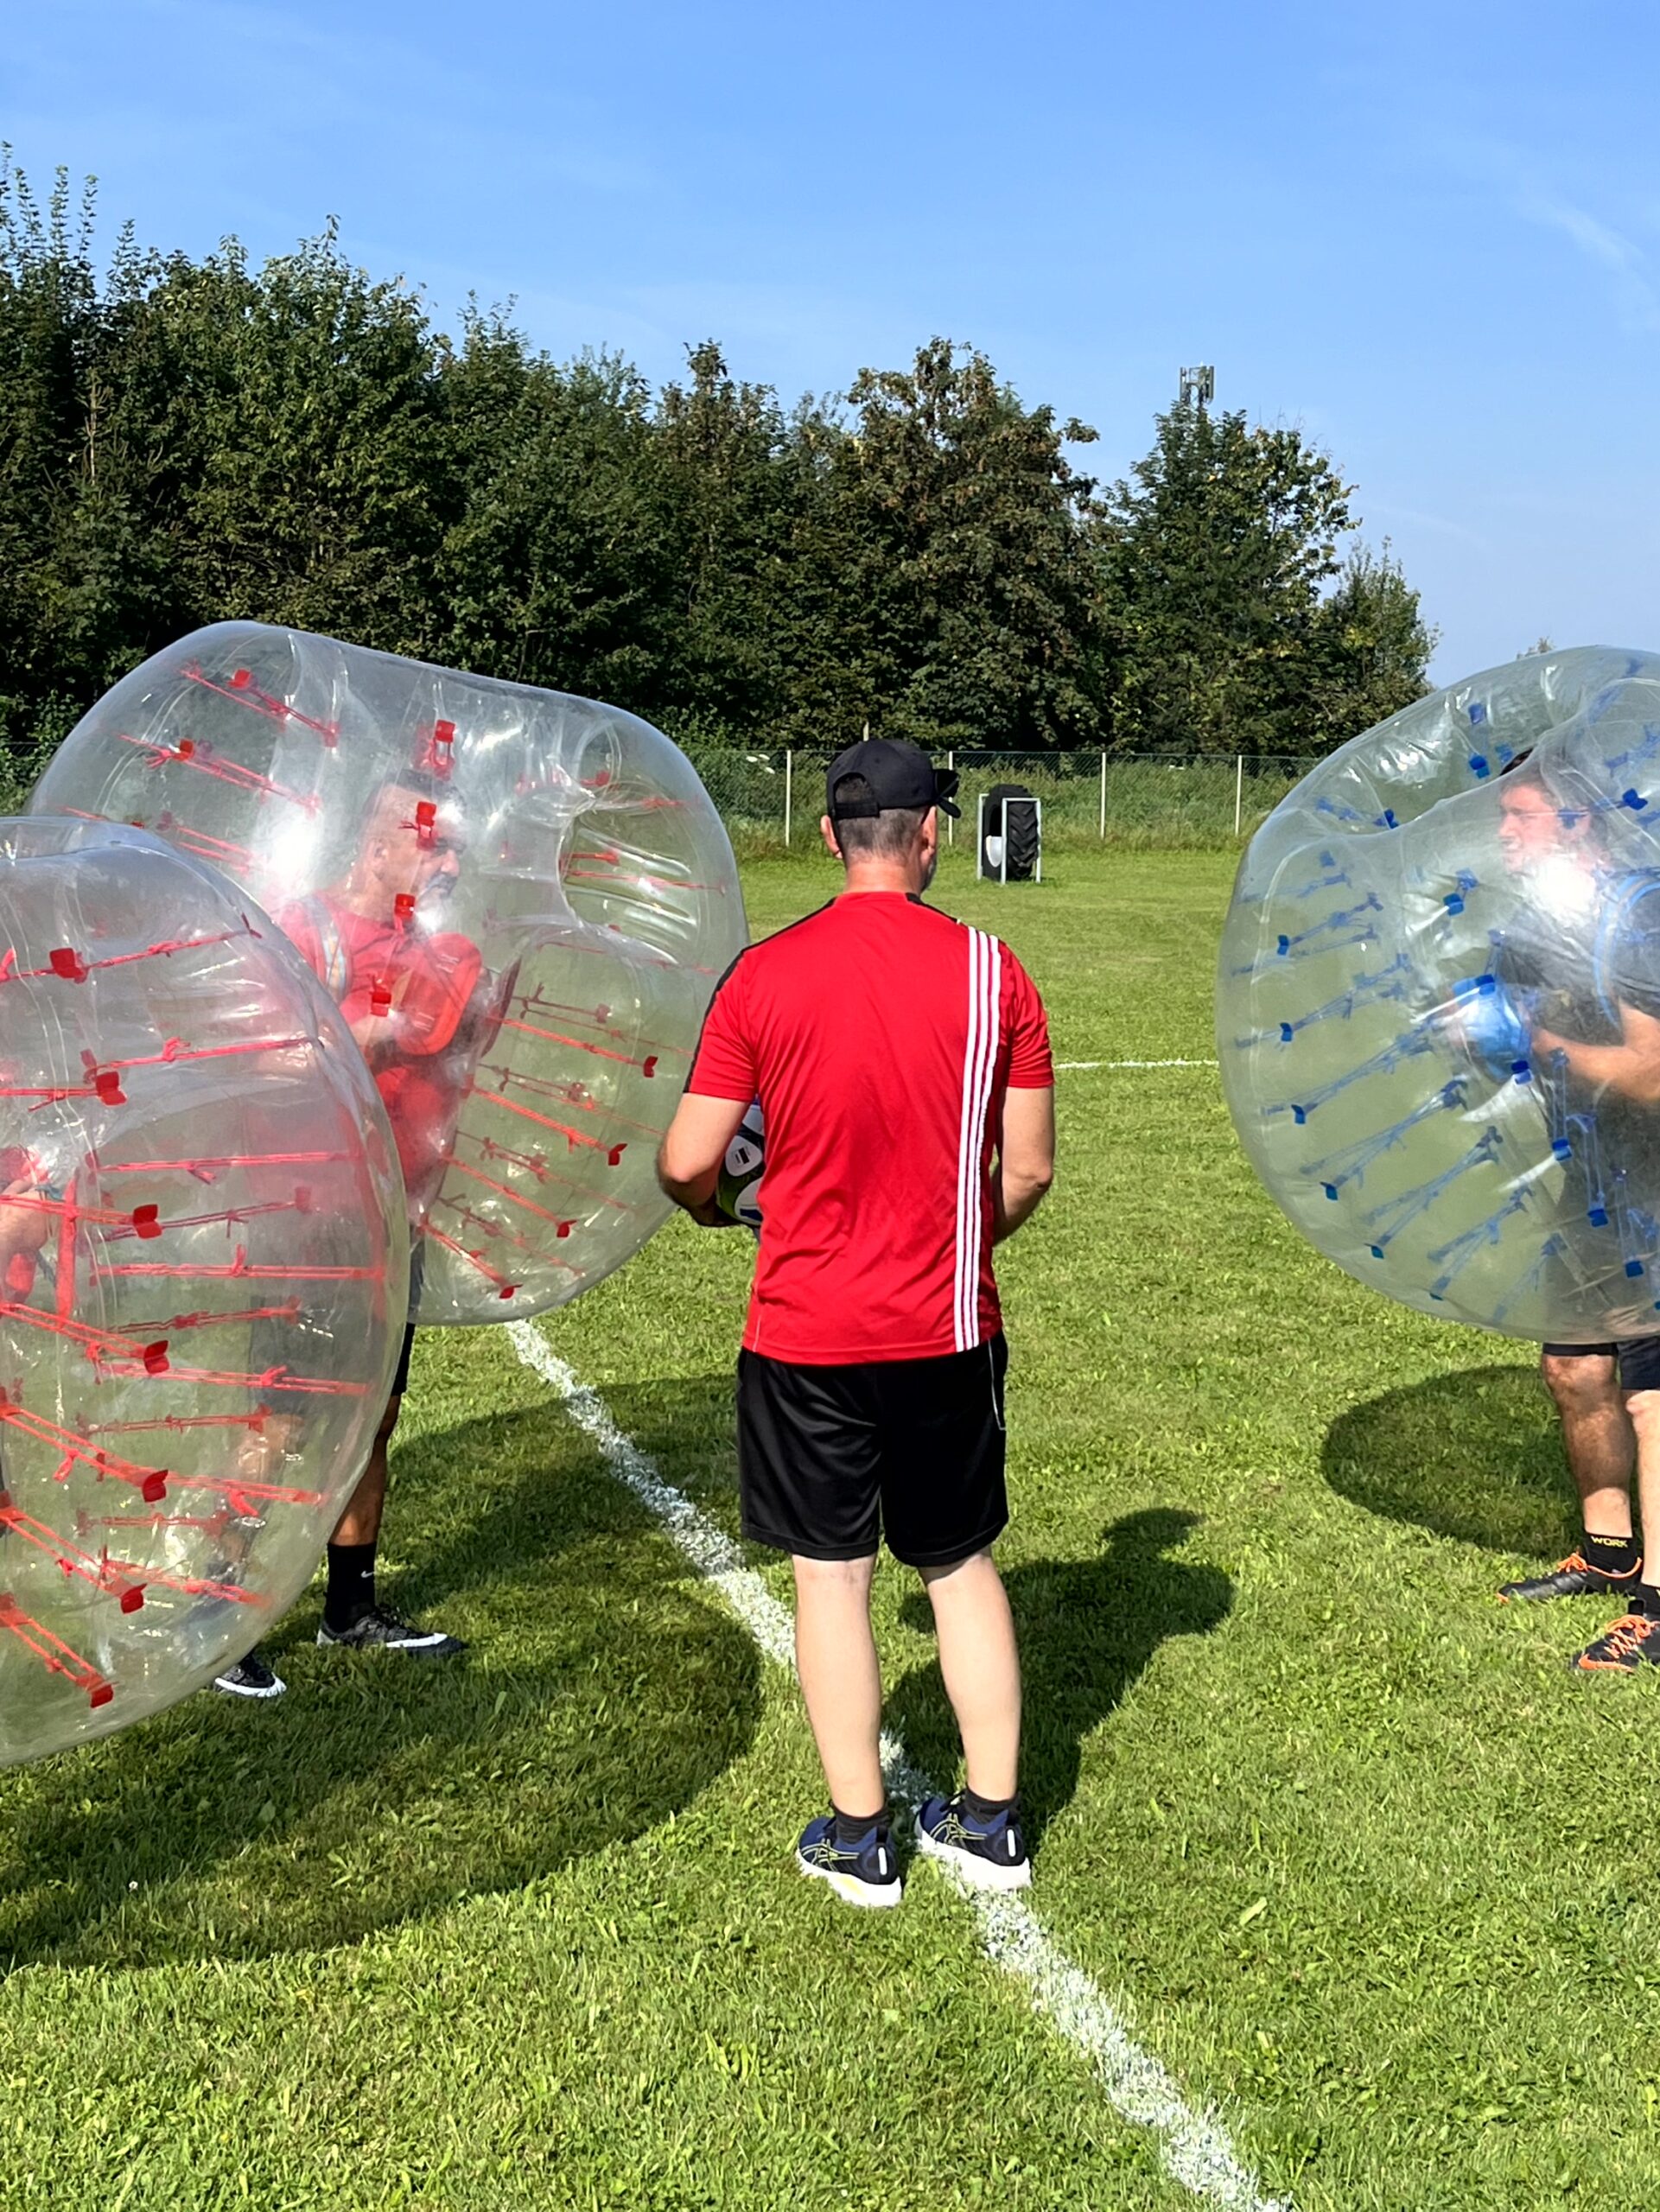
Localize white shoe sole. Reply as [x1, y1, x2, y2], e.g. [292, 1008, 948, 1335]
[796, 1853, 903, 1909]
[213, 1671, 287, 1700]
[315, 1629, 459, 1654]
[914, 1827, 1032, 1891]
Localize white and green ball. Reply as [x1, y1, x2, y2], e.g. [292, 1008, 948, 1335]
[716, 1103, 765, 1231]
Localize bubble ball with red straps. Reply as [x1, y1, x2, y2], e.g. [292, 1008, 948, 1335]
[1218, 647, 1660, 1341]
[34, 625, 748, 1325]
[0, 816, 406, 1764]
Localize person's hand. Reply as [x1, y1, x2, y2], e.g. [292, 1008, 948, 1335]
[684, 1196, 747, 1229]
[0, 1177, 52, 1280]
[1531, 1023, 1567, 1063]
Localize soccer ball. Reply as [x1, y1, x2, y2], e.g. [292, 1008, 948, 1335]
[716, 1103, 765, 1231]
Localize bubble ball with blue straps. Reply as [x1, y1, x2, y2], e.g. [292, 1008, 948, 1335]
[1218, 647, 1660, 1342]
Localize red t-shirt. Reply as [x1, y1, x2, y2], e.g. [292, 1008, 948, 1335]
[277, 896, 485, 1211]
[687, 893, 1053, 1363]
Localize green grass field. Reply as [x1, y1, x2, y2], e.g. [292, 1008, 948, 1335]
[3, 847, 1656, 2211]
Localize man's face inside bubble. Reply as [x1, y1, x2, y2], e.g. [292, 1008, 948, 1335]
[1498, 781, 1589, 875]
[360, 783, 467, 914]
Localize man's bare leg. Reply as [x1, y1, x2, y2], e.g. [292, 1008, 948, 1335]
[317, 1389, 465, 1656]
[1541, 1351, 1634, 1538]
[331, 1393, 398, 1548]
[913, 1547, 1030, 1888]
[1504, 1353, 1639, 1603]
[1574, 1386, 1660, 1669]
[919, 1548, 1021, 1801]
[792, 1553, 884, 1818]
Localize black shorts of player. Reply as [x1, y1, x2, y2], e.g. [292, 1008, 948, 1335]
[390, 1239, 427, 1400]
[1542, 1336, 1660, 1391]
[736, 1334, 1009, 1568]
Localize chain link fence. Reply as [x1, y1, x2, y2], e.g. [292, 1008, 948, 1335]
[1, 733, 1319, 853]
[684, 748, 1321, 854]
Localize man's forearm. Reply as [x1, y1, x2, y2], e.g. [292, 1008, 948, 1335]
[1536, 1030, 1660, 1105]
[656, 1153, 739, 1229]
[992, 1172, 1050, 1245]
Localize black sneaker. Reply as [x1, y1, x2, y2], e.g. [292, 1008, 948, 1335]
[213, 1646, 287, 1700]
[1498, 1551, 1642, 1603]
[915, 1793, 1032, 1891]
[795, 1815, 902, 1909]
[316, 1603, 467, 1658]
[1573, 1611, 1660, 1673]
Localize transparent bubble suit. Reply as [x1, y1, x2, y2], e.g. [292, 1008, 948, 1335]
[0, 817, 405, 1764]
[33, 625, 748, 1324]
[1218, 648, 1660, 1343]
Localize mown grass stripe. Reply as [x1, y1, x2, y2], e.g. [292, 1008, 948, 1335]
[506, 1319, 1288, 2212]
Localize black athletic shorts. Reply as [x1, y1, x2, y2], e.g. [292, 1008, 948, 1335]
[389, 1239, 427, 1399]
[736, 1334, 1009, 1568]
[1542, 1336, 1660, 1392]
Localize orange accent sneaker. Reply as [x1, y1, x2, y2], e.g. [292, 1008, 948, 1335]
[1573, 1611, 1660, 1672]
[1498, 1551, 1640, 1603]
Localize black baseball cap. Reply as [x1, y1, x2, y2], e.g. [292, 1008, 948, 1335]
[825, 738, 961, 821]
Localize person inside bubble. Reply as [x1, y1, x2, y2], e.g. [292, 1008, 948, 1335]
[214, 768, 488, 1698]
[1477, 758, 1660, 1669]
[0, 1160, 52, 1300]
[0, 1161, 52, 1550]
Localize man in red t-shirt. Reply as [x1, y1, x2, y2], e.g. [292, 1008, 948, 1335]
[214, 772, 478, 1699]
[658, 740, 1055, 1907]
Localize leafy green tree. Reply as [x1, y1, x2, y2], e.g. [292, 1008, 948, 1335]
[1307, 543, 1437, 741]
[822, 340, 1106, 750]
[111, 226, 458, 654]
[437, 319, 672, 707]
[651, 340, 806, 738]
[0, 153, 1437, 785]
[0, 156, 175, 759]
[1100, 398, 1417, 754]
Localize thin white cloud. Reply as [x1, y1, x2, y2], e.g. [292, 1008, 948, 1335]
[1517, 189, 1660, 333]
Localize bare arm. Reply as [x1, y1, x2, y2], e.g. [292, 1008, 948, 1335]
[658, 1093, 752, 1228]
[0, 1179, 52, 1278]
[993, 1085, 1055, 1245]
[1535, 1005, 1660, 1104]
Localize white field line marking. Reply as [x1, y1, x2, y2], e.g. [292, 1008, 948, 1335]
[1057, 1058, 1218, 1071]
[506, 1320, 1288, 2212]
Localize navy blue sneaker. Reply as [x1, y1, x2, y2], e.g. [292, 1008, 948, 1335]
[915, 1793, 1032, 1891]
[795, 1815, 902, 1909]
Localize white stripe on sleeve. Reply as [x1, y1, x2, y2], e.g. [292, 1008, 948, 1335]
[955, 929, 1003, 1351]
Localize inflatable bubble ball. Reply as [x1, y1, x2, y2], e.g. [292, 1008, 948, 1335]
[32, 625, 748, 1325]
[0, 817, 406, 1764]
[1218, 647, 1660, 1343]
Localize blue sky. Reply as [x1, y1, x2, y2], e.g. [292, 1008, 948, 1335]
[7, 0, 1656, 681]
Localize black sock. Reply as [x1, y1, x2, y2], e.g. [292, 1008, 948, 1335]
[324, 1541, 377, 1631]
[962, 1786, 1019, 1825]
[831, 1803, 887, 1847]
[1631, 1581, 1660, 1619]
[1583, 1529, 1642, 1577]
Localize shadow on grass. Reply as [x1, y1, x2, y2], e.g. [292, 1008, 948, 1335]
[1322, 1360, 1575, 1560]
[0, 1402, 760, 1970]
[546, 1379, 1237, 1848]
[891, 1509, 1231, 1845]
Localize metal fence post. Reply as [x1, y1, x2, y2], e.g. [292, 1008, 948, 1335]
[1099, 750, 1107, 840]
[1233, 754, 1243, 837]
[784, 751, 793, 846]
[946, 751, 954, 846]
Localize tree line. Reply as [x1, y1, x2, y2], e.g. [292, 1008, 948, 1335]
[0, 157, 1434, 789]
